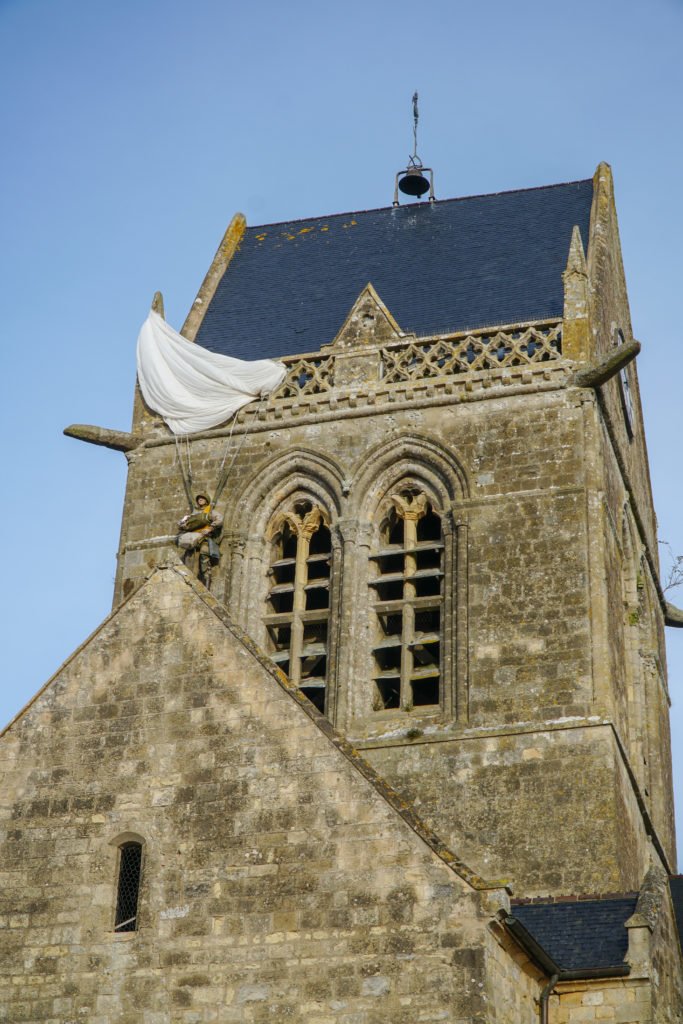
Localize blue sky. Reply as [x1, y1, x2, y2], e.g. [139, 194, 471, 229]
[2, 0, 683, 838]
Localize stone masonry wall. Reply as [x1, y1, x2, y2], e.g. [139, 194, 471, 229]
[595, 410, 676, 870]
[483, 923, 541, 1024]
[365, 723, 650, 895]
[552, 979, 652, 1024]
[121, 388, 593, 727]
[649, 883, 683, 1022]
[587, 163, 659, 564]
[107, 370, 672, 895]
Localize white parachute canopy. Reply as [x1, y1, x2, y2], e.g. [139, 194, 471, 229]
[136, 311, 287, 435]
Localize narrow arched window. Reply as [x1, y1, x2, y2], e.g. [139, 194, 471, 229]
[114, 841, 142, 932]
[265, 500, 332, 713]
[614, 328, 635, 438]
[370, 489, 444, 711]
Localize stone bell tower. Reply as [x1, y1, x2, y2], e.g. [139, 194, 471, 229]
[74, 163, 677, 900]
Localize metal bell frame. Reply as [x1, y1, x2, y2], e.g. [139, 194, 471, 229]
[393, 161, 436, 206]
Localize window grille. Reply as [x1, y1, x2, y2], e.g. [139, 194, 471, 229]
[265, 501, 331, 713]
[114, 841, 142, 932]
[370, 490, 443, 711]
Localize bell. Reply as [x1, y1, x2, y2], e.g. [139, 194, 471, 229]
[398, 168, 431, 198]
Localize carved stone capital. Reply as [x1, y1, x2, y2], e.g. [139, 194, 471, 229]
[284, 505, 325, 539]
[390, 491, 428, 522]
[334, 518, 373, 548]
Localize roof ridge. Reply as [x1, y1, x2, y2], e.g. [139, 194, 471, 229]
[247, 177, 594, 231]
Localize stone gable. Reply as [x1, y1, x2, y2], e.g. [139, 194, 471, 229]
[0, 566, 514, 1023]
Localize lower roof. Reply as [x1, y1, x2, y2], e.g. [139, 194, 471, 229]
[510, 896, 637, 973]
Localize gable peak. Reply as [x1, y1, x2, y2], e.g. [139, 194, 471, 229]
[327, 283, 405, 350]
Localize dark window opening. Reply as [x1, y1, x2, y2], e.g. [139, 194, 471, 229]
[267, 622, 292, 651]
[615, 329, 635, 439]
[415, 607, 440, 635]
[372, 577, 404, 602]
[305, 583, 329, 611]
[270, 558, 296, 585]
[386, 509, 404, 546]
[281, 522, 298, 560]
[373, 551, 404, 574]
[307, 555, 330, 580]
[411, 637, 440, 666]
[268, 588, 294, 615]
[415, 545, 442, 570]
[373, 642, 402, 673]
[303, 619, 328, 646]
[417, 509, 441, 542]
[411, 675, 440, 706]
[377, 611, 403, 638]
[114, 842, 142, 933]
[301, 650, 326, 680]
[414, 573, 442, 598]
[300, 685, 326, 713]
[309, 524, 331, 556]
[375, 676, 401, 709]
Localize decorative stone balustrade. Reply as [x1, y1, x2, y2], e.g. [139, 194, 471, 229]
[272, 321, 563, 400]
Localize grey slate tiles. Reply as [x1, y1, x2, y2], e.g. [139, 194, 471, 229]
[511, 896, 638, 972]
[194, 179, 594, 360]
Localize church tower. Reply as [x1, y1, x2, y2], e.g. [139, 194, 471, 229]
[3, 162, 682, 1021]
[111, 161, 676, 896]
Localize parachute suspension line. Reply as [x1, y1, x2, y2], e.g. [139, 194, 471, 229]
[214, 404, 241, 487]
[185, 435, 194, 492]
[174, 434, 195, 511]
[174, 395, 265, 513]
[212, 395, 265, 507]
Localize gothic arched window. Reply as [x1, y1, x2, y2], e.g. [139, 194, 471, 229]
[114, 840, 143, 932]
[265, 500, 332, 714]
[370, 488, 444, 711]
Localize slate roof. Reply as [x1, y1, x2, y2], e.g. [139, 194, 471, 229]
[510, 896, 637, 973]
[194, 179, 594, 361]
